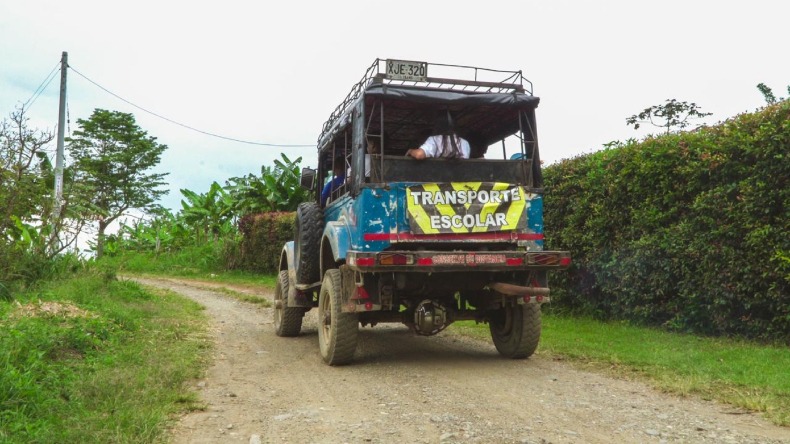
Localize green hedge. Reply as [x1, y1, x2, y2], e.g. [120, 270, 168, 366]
[544, 102, 790, 342]
[229, 212, 295, 273]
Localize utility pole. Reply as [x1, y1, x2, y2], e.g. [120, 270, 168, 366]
[51, 51, 67, 252]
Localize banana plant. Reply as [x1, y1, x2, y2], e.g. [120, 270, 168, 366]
[179, 182, 234, 243]
[226, 153, 310, 215]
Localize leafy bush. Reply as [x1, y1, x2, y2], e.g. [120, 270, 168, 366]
[0, 247, 83, 298]
[544, 101, 790, 341]
[230, 212, 295, 273]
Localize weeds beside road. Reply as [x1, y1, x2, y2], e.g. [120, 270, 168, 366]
[0, 271, 210, 443]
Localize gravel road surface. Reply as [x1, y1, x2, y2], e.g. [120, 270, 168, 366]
[131, 277, 790, 444]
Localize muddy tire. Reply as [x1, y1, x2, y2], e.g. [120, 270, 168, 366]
[489, 303, 541, 359]
[295, 202, 323, 285]
[274, 270, 304, 337]
[318, 269, 358, 365]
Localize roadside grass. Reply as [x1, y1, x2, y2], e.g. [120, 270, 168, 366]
[104, 248, 276, 289]
[187, 283, 271, 306]
[104, 244, 224, 276]
[0, 270, 211, 443]
[451, 314, 790, 426]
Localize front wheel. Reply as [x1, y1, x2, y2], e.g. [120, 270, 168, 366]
[317, 269, 358, 365]
[489, 303, 541, 359]
[274, 270, 304, 337]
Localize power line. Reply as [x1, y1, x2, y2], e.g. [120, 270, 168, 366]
[23, 60, 61, 111]
[68, 64, 316, 148]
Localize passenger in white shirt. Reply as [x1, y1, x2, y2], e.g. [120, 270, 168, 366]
[406, 111, 470, 159]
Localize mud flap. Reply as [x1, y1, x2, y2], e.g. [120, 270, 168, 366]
[339, 265, 380, 313]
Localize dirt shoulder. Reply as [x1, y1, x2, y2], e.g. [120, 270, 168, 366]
[130, 276, 790, 444]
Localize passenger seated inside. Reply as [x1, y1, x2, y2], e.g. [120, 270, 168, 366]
[405, 110, 470, 159]
[320, 156, 346, 207]
[365, 134, 382, 179]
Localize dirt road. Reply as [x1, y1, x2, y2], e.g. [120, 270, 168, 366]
[132, 277, 790, 444]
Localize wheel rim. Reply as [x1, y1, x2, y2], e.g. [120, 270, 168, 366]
[274, 291, 283, 328]
[319, 287, 331, 348]
[274, 296, 283, 328]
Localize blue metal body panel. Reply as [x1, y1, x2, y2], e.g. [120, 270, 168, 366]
[527, 194, 545, 250]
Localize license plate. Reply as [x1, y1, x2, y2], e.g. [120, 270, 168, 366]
[431, 254, 506, 265]
[386, 59, 427, 81]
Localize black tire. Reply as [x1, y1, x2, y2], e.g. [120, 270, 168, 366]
[317, 269, 358, 365]
[295, 202, 323, 284]
[489, 303, 542, 359]
[274, 270, 304, 337]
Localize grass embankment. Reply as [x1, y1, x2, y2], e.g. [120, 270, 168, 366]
[453, 315, 790, 426]
[0, 270, 210, 443]
[103, 247, 275, 305]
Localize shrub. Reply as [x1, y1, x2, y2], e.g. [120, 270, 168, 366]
[544, 101, 790, 342]
[230, 212, 295, 273]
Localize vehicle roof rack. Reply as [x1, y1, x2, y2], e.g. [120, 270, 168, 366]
[318, 59, 533, 146]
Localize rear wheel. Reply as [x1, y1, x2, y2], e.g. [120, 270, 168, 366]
[318, 269, 358, 365]
[489, 303, 541, 359]
[274, 270, 303, 337]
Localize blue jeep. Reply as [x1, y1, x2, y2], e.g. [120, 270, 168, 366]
[276, 59, 570, 365]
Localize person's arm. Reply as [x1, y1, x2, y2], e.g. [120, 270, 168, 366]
[460, 138, 471, 159]
[405, 148, 427, 159]
[320, 182, 331, 206]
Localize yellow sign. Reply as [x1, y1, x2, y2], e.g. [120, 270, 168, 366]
[406, 183, 528, 234]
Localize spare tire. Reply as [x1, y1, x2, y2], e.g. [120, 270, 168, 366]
[294, 202, 323, 285]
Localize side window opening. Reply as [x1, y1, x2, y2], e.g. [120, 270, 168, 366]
[320, 127, 354, 207]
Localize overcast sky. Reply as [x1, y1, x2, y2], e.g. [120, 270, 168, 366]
[2, 0, 788, 212]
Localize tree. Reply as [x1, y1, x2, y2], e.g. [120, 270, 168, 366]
[1, 106, 55, 282]
[179, 182, 234, 244]
[756, 82, 789, 104]
[67, 109, 168, 258]
[1, 106, 55, 239]
[626, 99, 712, 134]
[225, 153, 310, 214]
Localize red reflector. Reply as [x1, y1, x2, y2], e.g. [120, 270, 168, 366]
[364, 302, 373, 311]
[560, 257, 572, 267]
[535, 295, 544, 303]
[506, 257, 524, 266]
[356, 257, 375, 267]
[379, 253, 413, 265]
[523, 295, 531, 303]
[355, 286, 369, 299]
[417, 258, 433, 266]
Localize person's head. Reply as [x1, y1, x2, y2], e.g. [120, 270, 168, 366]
[334, 161, 345, 176]
[429, 110, 463, 158]
[431, 109, 456, 136]
[366, 135, 381, 155]
[331, 154, 345, 177]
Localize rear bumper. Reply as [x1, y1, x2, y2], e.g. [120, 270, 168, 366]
[345, 250, 571, 272]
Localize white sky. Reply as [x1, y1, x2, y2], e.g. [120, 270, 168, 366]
[2, 0, 788, 212]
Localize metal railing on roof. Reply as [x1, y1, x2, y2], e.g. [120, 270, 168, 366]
[318, 59, 533, 146]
